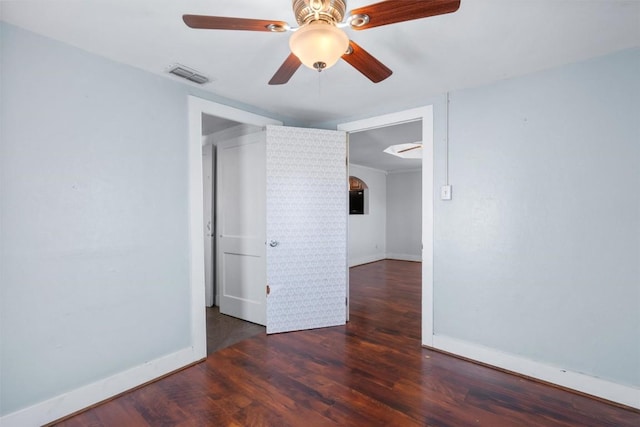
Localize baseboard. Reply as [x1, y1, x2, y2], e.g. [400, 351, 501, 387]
[0, 347, 200, 427]
[349, 254, 385, 267]
[431, 334, 640, 410]
[386, 253, 422, 262]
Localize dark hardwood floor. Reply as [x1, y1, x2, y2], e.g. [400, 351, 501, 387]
[53, 260, 639, 426]
[206, 306, 265, 355]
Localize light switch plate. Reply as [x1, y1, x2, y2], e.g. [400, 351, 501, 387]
[441, 185, 452, 200]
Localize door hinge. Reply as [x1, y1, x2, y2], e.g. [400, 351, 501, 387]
[345, 297, 348, 306]
[266, 285, 271, 295]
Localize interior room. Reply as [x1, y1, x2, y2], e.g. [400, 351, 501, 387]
[1, 1, 638, 425]
[348, 120, 423, 267]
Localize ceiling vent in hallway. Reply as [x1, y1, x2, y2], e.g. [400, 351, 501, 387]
[167, 63, 210, 84]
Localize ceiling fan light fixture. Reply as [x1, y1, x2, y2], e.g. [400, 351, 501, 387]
[347, 13, 370, 28]
[289, 21, 349, 71]
[267, 23, 288, 32]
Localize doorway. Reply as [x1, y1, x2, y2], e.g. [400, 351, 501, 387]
[346, 120, 423, 267]
[338, 106, 434, 346]
[188, 98, 349, 353]
[187, 97, 282, 358]
[201, 117, 267, 353]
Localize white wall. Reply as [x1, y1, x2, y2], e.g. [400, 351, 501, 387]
[386, 170, 422, 261]
[348, 164, 386, 266]
[349, 166, 422, 265]
[433, 48, 640, 391]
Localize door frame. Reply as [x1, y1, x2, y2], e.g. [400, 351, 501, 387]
[187, 96, 282, 358]
[337, 105, 434, 346]
[202, 143, 214, 307]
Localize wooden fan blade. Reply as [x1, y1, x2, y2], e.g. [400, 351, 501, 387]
[348, 0, 461, 30]
[183, 15, 288, 32]
[342, 41, 392, 83]
[398, 145, 422, 153]
[269, 53, 302, 85]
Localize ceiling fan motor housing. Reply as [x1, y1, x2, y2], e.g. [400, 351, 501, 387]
[292, 0, 347, 25]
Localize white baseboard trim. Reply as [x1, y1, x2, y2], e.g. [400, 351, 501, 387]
[349, 254, 385, 267]
[0, 347, 201, 427]
[432, 334, 640, 410]
[386, 253, 422, 262]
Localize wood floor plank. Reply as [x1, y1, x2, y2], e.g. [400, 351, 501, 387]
[52, 260, 640, 426]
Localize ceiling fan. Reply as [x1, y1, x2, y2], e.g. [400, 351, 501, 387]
[183, 0, 461, 85]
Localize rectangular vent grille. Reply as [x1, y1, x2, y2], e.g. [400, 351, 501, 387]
[167, 64, 210, 85]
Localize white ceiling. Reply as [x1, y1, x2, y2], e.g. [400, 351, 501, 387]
[349, 120, 423, 172]
[201, 114, 241, 136]
[2, 1, 638, 171]
[2, 0, 638, 129]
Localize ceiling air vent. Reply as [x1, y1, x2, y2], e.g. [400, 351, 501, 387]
[167, 64, 210, 85]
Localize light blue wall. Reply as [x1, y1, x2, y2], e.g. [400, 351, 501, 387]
[433, 48, 640, 387]
[330, 48, 639, 389]
[0, 22, 187, 415]
[348, 164, 387, 266]
[0, 22, 286, 416]
[386, 171, 422, 260]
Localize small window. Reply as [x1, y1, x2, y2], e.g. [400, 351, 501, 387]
[350, 190, 365, 215]
[349, 176, 368, 215]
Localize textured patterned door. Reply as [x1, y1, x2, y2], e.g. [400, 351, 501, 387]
[266, 125, 348, 334]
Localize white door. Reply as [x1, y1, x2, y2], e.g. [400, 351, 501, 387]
[202, 144, 214, 307]
[265, 125, 348, 334]
[217, 132, 266, 325]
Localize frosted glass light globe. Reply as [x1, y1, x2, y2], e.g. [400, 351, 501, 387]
[289, 21, 349, 71]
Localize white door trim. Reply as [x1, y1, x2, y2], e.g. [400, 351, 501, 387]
[337, 106, 434, 346]
[187, 97, 282, 359]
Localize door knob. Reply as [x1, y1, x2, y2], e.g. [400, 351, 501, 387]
[269, 240, 279, 247]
